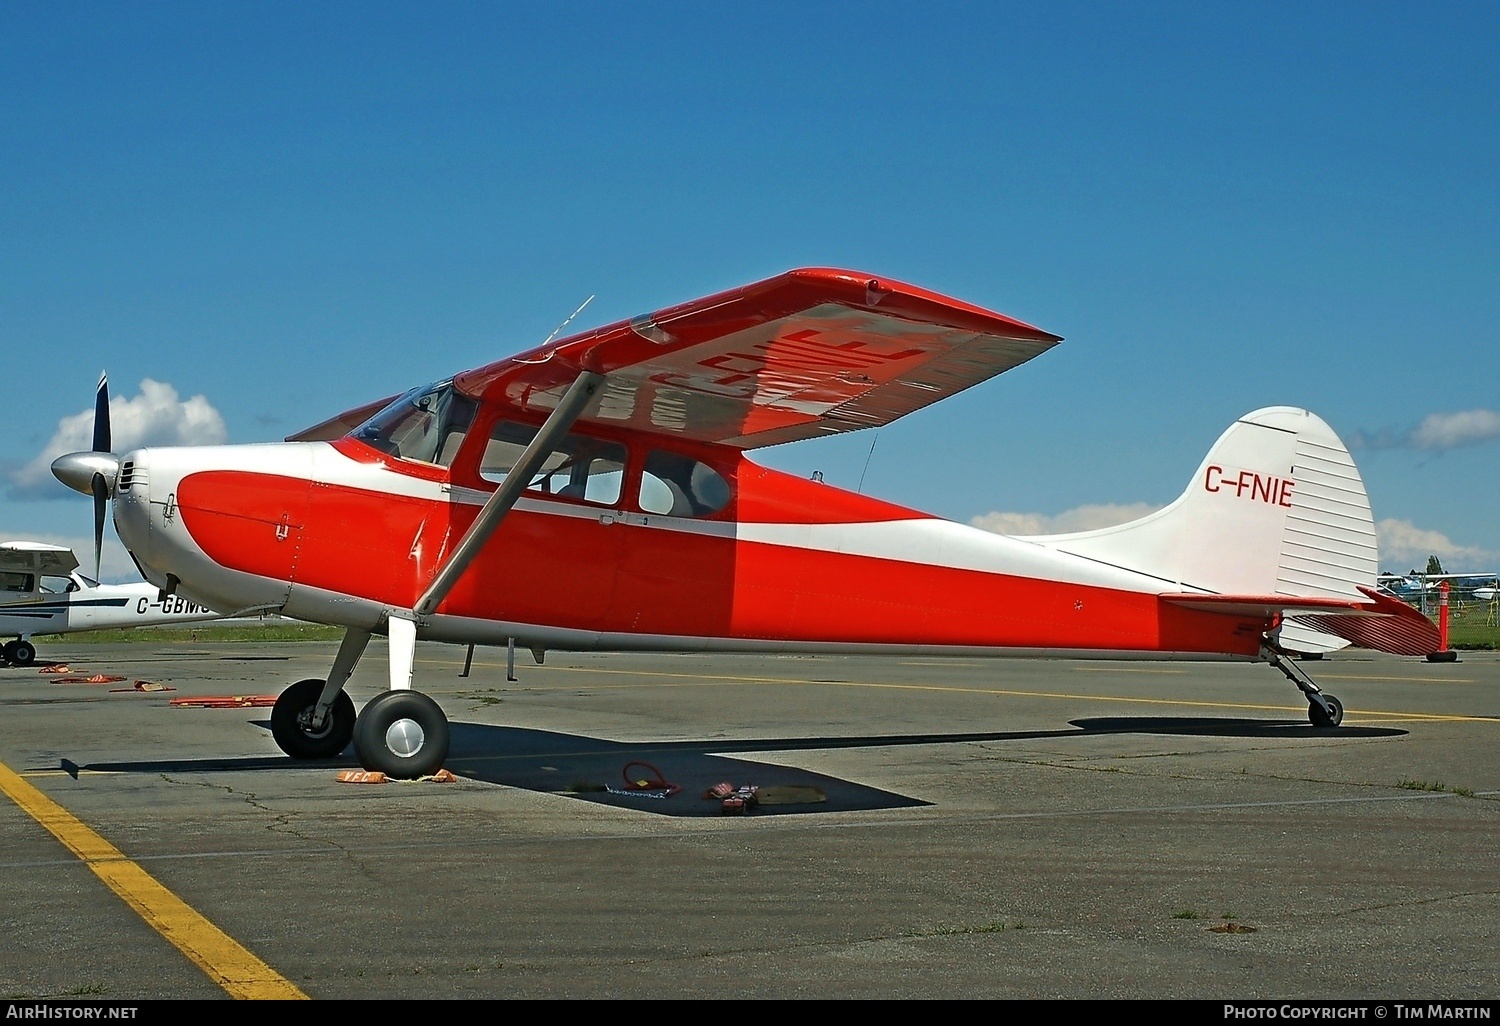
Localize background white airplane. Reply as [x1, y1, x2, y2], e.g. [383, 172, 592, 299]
[0, 540, 220, 665]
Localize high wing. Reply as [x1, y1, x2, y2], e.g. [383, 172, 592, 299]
[0, 541, 79, 577]
[449, 267, 1061, 448]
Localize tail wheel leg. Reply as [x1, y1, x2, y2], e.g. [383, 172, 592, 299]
[1261, 641, 1343, 729]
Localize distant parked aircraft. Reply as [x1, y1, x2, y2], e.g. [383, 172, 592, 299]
[0, 541, 219, 665]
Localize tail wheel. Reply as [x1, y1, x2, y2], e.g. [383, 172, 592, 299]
[1308, 694, 1344, 729]
[270, 678, 356, 759]
[353, 690, 450, 779]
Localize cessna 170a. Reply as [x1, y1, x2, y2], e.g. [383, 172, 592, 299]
[1, 540, 219, 665]
[49, 268, 1439, 779]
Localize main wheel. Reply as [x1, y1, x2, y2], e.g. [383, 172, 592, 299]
[10, 640, 36, 666]
[270, 678, 356, 759]
[1308, 693, 1344, 729]
[2, 640, 18, 665]
[353, 690, 450, 779]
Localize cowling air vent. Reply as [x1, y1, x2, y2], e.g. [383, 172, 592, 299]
[117, 460, 135, 491]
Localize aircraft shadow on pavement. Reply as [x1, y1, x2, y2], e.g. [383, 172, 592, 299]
[74, 715, 1403, 818]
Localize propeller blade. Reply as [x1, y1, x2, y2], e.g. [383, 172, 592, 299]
[90, 472, 109, 580]
[92, 372, 111, 454]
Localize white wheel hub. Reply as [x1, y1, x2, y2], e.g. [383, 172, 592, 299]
[385, 718, 425, 758]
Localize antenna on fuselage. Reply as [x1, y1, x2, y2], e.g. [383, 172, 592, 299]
[541, 295, 596, 347]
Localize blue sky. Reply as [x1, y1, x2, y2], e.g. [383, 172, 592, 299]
[2, 2, 1496, 578]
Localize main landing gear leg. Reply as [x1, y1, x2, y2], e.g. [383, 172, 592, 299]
[350, 614, 450, 779]
[1260, 640, 1344, 728]
[269, 627, 368, 759]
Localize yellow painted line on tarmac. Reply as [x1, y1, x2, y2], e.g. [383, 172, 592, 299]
[439, 660, 1500, 725]
[0, 759, 307, 1000]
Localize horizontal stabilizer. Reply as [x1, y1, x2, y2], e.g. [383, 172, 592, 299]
[1159, 586, 1440, 657]
[1292, 586, 1442, 657]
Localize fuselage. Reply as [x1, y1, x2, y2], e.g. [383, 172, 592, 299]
[110, 419, 1271, 659]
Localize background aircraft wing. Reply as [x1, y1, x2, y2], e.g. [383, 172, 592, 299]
[453, 267, 1062, 448]
[286, 393, 403, 442]
[0, 541, 80, 576]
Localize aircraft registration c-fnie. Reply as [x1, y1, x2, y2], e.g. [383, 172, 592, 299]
[50, 268, 1439, 778]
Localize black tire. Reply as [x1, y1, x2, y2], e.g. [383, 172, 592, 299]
[10, 640, 36, 666]
[1, 640, 17, 665]
[1308, 694, 1344, 729]
[270, 678, 356, 759]
[353, 690, 450, 779]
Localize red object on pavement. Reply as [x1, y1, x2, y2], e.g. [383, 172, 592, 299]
[169, 695, 278, 708]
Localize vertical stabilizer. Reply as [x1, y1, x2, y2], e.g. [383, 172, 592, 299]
[1025, 409, 1379, 615]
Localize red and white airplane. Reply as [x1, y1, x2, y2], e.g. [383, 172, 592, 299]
[50, 268, 1439, 778]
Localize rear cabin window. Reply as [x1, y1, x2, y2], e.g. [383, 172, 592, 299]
[352, 381, 477, 467]
[480, 421, 626, 506]
[640, 451, 731, 518]
[1, 572, 35, 593]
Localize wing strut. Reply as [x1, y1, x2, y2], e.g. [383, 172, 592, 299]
[412, 369, 606, 618]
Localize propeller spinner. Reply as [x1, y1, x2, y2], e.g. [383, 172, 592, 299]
[50, 373, 119, 580]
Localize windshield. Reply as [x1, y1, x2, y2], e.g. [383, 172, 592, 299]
[352, 380, 477, 466]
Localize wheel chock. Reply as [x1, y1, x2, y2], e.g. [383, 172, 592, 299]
[418, 769, 459, 783]
[336, 770, 389, 784]
[168, 695, 279, 708]
[38, 664, 71, 674]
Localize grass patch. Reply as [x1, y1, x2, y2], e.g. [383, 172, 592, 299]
[1172, 909, 1199, 920]
[57, 623, 345, 644]
[1447, 619, 1500, 651]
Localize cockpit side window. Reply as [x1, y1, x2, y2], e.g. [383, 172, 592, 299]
[39, 576, 75, 594]
[639, 451, 731, 518]
[352, 381, 477, 467]
[480, 420, 626, 506]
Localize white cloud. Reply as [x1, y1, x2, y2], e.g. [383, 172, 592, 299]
[1376, 518, 1496, 574]
[10, 379, 228, 498]
[1349, 408, 1500, 452]
[970, 502, 1162, 537]
[1410, 410, 1500, 450]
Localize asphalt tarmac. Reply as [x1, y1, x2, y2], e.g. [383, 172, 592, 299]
[1, 639, 1497, 1000]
